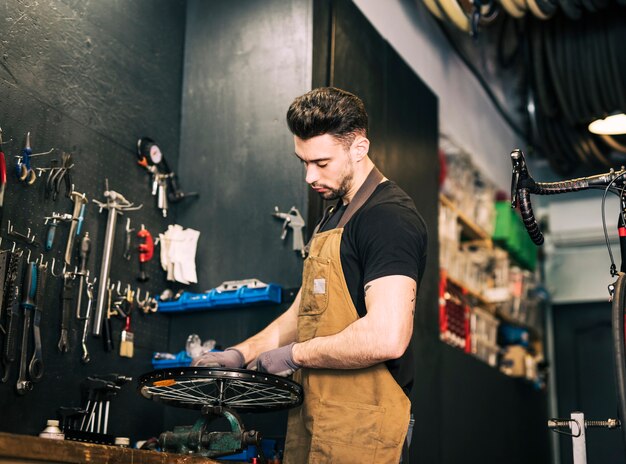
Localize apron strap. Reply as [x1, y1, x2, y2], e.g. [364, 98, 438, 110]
[303, 204, 336, 256]
[337, 166, 384, 229]
[303, 166, 384, 255]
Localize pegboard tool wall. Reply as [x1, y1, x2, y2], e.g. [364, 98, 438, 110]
[0, 0, 186, 441]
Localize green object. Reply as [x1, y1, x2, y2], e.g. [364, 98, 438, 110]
[492, 201, 537, 270]
[159, 406, 261, 458]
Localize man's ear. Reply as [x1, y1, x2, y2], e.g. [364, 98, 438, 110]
[351, 135, 370, 161]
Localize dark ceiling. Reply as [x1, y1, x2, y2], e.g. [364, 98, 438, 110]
[421, 0, 626, 175]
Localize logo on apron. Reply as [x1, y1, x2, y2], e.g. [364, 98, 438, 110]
[313, 278, 326, 295]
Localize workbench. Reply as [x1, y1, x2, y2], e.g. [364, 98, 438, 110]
[0, 432, 232, 463]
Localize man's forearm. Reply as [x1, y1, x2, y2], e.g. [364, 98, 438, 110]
[232, 290, 301, 364]
[291, 275, 416, 370]
[291, 314, 410, 369]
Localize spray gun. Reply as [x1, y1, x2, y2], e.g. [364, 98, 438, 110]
[272, 206, 306, 258]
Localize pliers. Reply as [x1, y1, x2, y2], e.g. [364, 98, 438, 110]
[46, 152, 73, 200]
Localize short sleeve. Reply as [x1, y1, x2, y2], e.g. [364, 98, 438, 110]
[352, 202, 428, 285]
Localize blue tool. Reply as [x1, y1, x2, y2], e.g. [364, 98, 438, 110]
[16, 132, 36, 185]
[15, 132, 55, 186]
[44, 213, 72, 251]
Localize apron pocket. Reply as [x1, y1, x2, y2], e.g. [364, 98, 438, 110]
[313, 399, 385, 448]
[300, 256, 331, 315]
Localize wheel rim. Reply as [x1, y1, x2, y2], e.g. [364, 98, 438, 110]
[138, 367, 303, 413]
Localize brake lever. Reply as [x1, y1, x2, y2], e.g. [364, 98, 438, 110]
[510, 149, 527, 208]
[511, 170, 520, 208]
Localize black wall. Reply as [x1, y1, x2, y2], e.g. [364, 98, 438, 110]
[554, 302, 625, 463]
[0, 0, 186, 442]
[176, 0, 312, 290]
[168, 0, 313, 438]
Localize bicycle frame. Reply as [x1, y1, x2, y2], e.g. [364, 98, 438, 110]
[510, 149, 626, 463]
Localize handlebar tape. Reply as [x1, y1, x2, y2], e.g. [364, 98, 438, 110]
[511, 149, 596, 246]
[517, 188, 544, 245]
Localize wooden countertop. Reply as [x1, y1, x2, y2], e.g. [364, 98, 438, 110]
[0, 432, 226, 463]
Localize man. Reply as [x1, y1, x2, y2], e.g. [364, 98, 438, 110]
[192, 87, 427, 463]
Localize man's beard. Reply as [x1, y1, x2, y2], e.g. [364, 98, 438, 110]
[316, 169, 353, 201]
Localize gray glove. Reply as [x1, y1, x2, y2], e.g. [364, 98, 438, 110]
[247, 343, 300, 377]
[191, 347, 245, 368]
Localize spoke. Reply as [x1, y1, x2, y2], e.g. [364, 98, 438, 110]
[143, 372, 301, 410]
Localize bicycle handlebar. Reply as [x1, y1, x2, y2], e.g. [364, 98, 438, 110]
[510, 149, 625, 246]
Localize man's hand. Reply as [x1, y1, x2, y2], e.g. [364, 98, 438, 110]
[191, 348, 245, 368]
[247, 343, 300, 376]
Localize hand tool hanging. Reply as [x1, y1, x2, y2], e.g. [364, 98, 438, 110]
[28, 261, 48, 382]
[78, 276, 96, 363]
[137, 225, 153, 282]
[44, 213, 72, 251]
[122, 218, 134, 261]
[1, 248, 24, 383]
[45, 152, 74, 201]
[0, 249, 11, 327]
[136, 137, 198, 217]
[0, 128, 9, 226]
[272, 206, 306, 258]
[58, 269, 73, 353]
[75, 233, 91, 319]
[119, 288, 134, 358]
[15, 132, 55, 185]
[65, 190, 88, 266]
[16, 256, 37, 395]
[102, 280, 115, 352]
[91, 180, 142, 336]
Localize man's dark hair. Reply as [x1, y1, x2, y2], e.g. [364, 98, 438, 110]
[286, 87, 368, 148]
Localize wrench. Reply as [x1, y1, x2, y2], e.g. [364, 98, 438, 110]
[16, 261, 37, 395]
[1, 251, 23, 383]
[58, 272, 73, 353]
[80, 278, 96, 363]
[29, 262, 48, 381]
[75, 233, 91, 319]
[0, 250, 11, 324]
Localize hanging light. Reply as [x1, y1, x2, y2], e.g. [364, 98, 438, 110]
[588, 113, 626, 135]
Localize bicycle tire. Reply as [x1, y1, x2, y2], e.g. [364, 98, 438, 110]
[543, 16, 575, 125]
[585, 135, 612, 168]
[611, 272, 626, 449]
[601, 134, 626, 154]
[531, 19, 559, 118]
[423, 0, 446, 20]
[499, 0, 526, 17]
[138, 367, 303, 413]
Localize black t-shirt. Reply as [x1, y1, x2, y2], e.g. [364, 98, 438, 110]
[319, 180, 428, 395]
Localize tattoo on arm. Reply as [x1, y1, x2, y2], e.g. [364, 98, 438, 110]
[364, 284, 372, 296]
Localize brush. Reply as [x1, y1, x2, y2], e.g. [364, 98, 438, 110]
[119, 315, 134, 358]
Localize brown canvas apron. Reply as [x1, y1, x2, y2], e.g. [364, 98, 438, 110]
[284, 168, 411, 463]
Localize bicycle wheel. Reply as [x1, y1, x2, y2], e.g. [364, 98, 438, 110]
[138, 367, 303, 413]
[611, 272, 626, 448]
